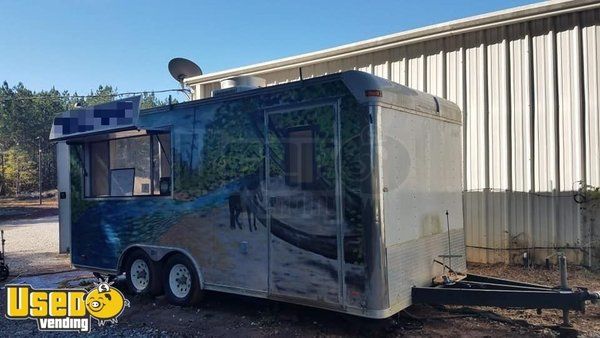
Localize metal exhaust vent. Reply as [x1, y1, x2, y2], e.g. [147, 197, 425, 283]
[212, 76, 266, 97]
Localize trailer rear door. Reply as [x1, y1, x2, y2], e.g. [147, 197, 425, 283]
[266, 102, 343, 306]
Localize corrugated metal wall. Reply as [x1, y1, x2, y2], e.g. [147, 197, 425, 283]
[195, 8, 600, 266]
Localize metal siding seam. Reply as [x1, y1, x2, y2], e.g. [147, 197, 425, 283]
[527, 20, 536, 256]
[341, 56, 355, 73]
[327, 60, 340, 74]
[509, 24, 520, 256]
[540, 19, 559, 246]
[442, 38, 448, 99]
[510, 26, 520, 186]
[556, 13, 583, 192]
[582, 9, 600, 265]
[488, 27, 503, 255]
[571, 12, 583, 254]
[389, 48, 399, 83]
[316, 62, 329, 77]
[505, 25, 514, 258]
[304, 64, 315, 79]
[461, 36, 471, 259]
[373, 50, 390, 79]
[577, 11, 590, 266]
[386, 51, 392, 81]
[481, 31, 488, 191]
[416, 43, 424, 91]
[466, 32, 477, 255]
[423, 43, 428, 92]
[534, 20, 551, 246]
[578, 12, 587, 189]
[408, 47, 417, 89]
[586, 10, 600, 266]
[390, 47, 402, 84]
[482, 30, 491, 258]
[195, 85, 203, 100]
[505, 25, 513, 193]
[551, 16, 561, 249]
[557, 15, 566, 248]
[403, 46, 409, 86]
[466, 31, 484, 191]
[424, 42, 430, 93]
[552, 16, 561, 193]
[461, 38, 468, 192]
[586, 10, 600, 187]
[425, 40, 442, 96]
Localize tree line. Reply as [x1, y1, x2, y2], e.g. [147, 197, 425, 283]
[0, 82, 173, 197]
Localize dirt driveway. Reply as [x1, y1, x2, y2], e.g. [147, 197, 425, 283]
[0, 215, 70, 276]
[0, 273, 559, 337]
[0, 216, 599, 336]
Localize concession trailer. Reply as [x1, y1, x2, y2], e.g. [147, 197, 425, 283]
[51, 71, 597, 320]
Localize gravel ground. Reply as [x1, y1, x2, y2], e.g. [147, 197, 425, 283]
[0, 215, 71, 276]
[467, 263, 600, 337]
[0, 282, 559, 337]
[1, 216, 599, 336]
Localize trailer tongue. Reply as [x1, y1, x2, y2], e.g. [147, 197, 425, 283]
[412, 258, 600, 327]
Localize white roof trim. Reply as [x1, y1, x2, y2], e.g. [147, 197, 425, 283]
[184, 0, 600, 85]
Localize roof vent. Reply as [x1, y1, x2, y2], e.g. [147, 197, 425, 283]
[212, 76, 266, 97]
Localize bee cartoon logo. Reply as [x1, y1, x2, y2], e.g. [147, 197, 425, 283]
[5, 278, 130, 332]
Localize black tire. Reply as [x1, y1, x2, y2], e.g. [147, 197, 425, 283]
[124, 250, 162, 296]
[163, 254, 203, 306]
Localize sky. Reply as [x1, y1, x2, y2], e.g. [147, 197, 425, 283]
[0, 0, 538, 101]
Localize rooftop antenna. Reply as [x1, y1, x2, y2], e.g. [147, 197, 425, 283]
[168, 58, 203, 100]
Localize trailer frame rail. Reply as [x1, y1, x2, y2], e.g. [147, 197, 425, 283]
[412, 272, 600, 326]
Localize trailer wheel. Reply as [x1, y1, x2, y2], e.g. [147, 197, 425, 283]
[163, 254, 203, 306]
[124, 250, 162, 296]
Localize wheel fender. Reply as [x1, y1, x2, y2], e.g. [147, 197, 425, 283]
[118, 244, 205, 289]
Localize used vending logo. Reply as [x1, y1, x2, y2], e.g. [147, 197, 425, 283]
[5, 280, 130, 332]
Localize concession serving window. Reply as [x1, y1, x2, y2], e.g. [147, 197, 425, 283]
[84, 132, 171, 198]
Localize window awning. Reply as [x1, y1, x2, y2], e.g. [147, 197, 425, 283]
[49, 96, 141, 141]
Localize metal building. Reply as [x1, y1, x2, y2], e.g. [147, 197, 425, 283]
[182, 0, 600, 266]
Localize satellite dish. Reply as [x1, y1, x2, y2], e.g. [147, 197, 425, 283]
[168, 58, 203, 84]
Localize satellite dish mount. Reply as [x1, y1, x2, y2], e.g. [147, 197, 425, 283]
[168, 58, 203, 99]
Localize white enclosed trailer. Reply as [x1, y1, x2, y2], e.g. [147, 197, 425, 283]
[52, 71, 464, 317]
